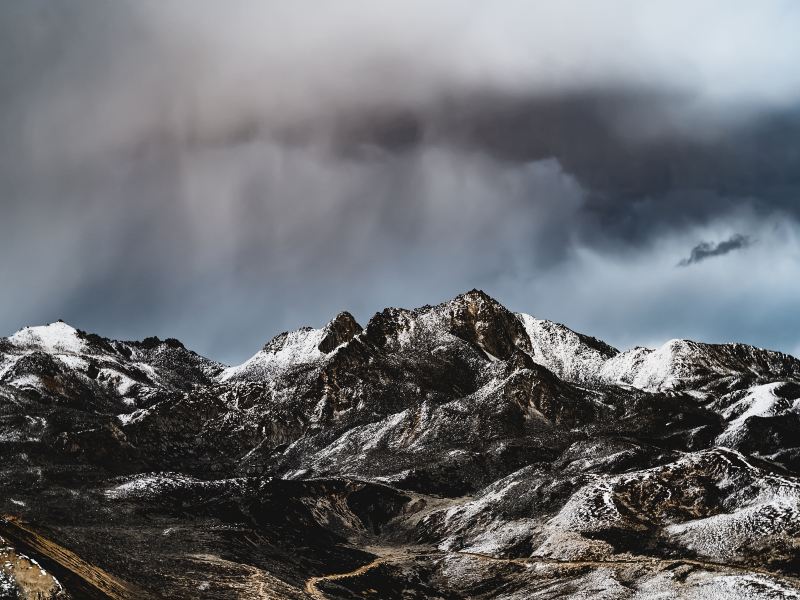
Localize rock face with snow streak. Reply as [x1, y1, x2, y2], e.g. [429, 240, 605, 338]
[0, 290, 799, 598]
[518, 313, 619, 384]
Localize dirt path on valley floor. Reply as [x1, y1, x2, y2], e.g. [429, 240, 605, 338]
[304, 546, 800, 599]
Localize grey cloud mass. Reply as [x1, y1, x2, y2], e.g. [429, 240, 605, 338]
[1, 1, 800, 363]
[678, 234, 754, 267]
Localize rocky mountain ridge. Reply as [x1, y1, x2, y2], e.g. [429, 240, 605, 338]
[0, 290, 798, 598]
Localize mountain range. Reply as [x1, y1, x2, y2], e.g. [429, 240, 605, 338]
[0, 290, 798, 599]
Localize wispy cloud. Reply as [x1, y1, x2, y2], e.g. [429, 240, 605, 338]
[677, 234, 753, 266]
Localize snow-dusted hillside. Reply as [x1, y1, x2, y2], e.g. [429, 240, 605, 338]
[517, 313, 618, 384]
[1, 290, 798, 598]
[0, 321, 223, 413]
[515, 315, 800, 393]
[599, 338, 800, 392]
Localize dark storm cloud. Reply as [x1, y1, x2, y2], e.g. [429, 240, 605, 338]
[1, 1, 800, 362]
[677, 234, 754, 266]
[327, 92, 800, 248]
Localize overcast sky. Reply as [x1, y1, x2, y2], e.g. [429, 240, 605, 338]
[2, 1, 800, 364]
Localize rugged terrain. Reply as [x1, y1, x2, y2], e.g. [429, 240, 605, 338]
[0, 290, 799, 599]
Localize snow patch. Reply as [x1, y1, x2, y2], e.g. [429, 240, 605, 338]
[517, 313, 614, 383]
[219, 327, 326, 382]
[716, 382, 797, 447]
[9, 322, 85, 354]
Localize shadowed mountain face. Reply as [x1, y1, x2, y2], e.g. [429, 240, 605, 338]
[0, 290, 799, 598]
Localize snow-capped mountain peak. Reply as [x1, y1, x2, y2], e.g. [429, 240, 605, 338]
[219, 312, 363, 383]
[7, 321, 86, 354]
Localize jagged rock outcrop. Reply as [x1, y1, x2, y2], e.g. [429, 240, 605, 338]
[317, 312, 362, 354]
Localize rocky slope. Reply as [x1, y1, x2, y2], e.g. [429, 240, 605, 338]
[0, 290, 798, 598]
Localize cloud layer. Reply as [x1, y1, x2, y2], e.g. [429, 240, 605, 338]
[1, 1, 799, 362]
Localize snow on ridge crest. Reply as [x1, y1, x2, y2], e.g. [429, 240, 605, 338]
[516, 310, 681, 389]
[9, 297, 792, 395]
[219, 326, 326, 382]
[599, 343, 684, 390]
[517, 312, 799, 391]
[7, 321, 86, 354]
[517, 313, 616, 384]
